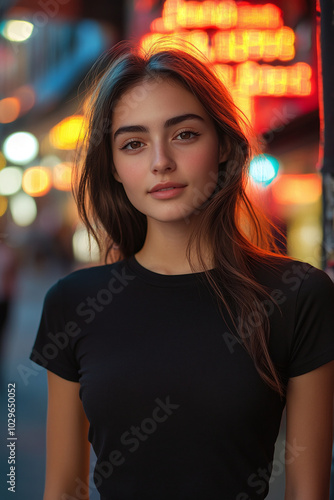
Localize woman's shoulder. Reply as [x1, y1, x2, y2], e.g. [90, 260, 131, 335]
[248, 254, 334, 298]
[44, 258, 132, 302]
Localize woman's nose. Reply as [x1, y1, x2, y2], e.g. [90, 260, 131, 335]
[150, 142, 176, 173]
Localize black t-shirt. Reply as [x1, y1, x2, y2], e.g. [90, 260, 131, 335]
[30, 255, 334, 500]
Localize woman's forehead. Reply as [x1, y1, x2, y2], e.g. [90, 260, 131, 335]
[112, 77, 209, 126]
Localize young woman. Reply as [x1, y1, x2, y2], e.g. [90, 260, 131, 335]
[30, 40, 334, 500]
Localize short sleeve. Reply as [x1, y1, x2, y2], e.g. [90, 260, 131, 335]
[29, 280, 80, 382]
[288, 266, 334, 377]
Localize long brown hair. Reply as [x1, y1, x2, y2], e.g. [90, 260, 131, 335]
[74, 40, 287, 398]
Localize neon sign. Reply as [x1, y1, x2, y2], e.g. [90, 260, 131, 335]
[140, 0, 313, 123]
[142, 27, 295, 63]
[150, 1, 283, 31]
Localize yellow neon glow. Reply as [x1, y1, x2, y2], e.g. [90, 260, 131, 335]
[22, 167, 52, 197]
[213, 27, 294, 62]
[142, 1, 312, 124]
[151, 0, 282, 32]
[53, 162, 73, 191]
[176, 1, 237, 30]
[212, 64, 234, 87]
[287, 217, 322, 267]
[49, 115, 87, 150]
[272, 174, 322, 205]
[237, 4, 282, 29]
[144, 27, 295, 63]
[234, 62, 311, 96]
[231, 90, 254, 123]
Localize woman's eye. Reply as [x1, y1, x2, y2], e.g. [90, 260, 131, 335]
[122, 141, 143, 150]
[176, 131, 199, 140]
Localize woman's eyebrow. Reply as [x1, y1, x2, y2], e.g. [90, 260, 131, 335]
[113, 125, 147, 140]
[113, 113, 204, 141]
[164, 113, 204, 128]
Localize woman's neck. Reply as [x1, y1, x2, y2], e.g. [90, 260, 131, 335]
[135, 219, 213, 275]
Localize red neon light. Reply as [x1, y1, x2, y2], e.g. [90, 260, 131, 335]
[141, 1, 313, 123]
[135, 0, 156, 11]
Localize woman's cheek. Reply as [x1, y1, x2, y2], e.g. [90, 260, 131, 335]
[114, 157, 144, 188]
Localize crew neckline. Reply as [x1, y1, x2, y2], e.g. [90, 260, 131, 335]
[126, 254, 215, 287]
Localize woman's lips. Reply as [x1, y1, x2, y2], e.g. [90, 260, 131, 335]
[148, 186, 186, 199]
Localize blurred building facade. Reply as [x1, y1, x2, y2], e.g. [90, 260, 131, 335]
[0, 0, 325, 270]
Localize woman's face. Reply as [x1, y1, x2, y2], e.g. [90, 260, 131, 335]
[111, 77, 226, 224]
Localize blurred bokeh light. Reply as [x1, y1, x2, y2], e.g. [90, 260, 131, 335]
[2, 20, 34, 42]
[0, 97, 20, 123]
[9, 192, 37, 226]
[0, 152, 6, 170]
[53, 162, 73, 191]
[272, 173, 322, 205]
[0, 195, 8, 216]
[49, 115, 87, 150]
[72, 225, 100, 263]
[3, 132, 39, 165]
[0, 166, 23, 195]
[22, 167, 52, 197]
[249, 154, 280, 186]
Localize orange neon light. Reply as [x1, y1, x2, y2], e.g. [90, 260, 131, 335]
[212, 27, 295, 62]
[142, 1, 313, 124]
[143, 27, 295, 63]
[234, 62, 312, 96]
[22, 167, 52, 197]
[272, 174, 322, 205]
[237, 3, 282, 29]
[176, 1, 237, 30]
[212, 64, 234, 87]
[151, 1, 283, 32]
[141, 26, 296, 64]
[0, 97, 20, 124]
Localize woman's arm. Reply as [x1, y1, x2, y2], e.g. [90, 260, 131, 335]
[285, 360, 334, 500]
[43, 371, 91, 500]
